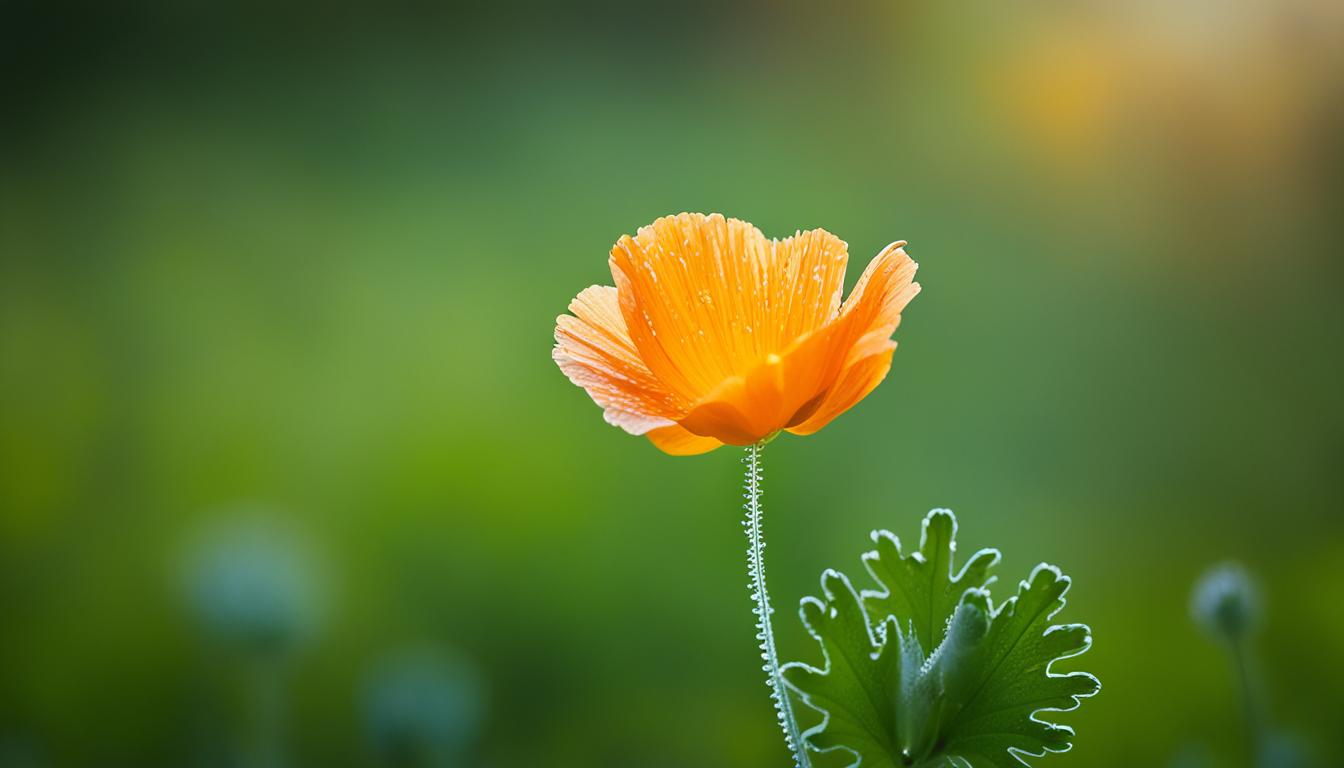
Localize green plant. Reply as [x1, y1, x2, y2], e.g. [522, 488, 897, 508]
[1188, 563, 1313, 768]
[782, 510, 1100, 767]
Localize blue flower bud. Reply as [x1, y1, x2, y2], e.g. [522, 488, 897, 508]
[363, 648, 486, 767]
[181, 514, 324, 657]
[1190, 562, 1260, 643]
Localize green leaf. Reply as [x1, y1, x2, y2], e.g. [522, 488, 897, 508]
[783, 510, 1099, 768]
[861, 509, 1001, 655]
[781, 569, 904, 767]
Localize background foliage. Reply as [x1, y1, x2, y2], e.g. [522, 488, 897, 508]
[2, 1, 1342, 765]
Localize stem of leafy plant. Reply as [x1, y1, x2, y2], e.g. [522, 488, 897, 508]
[743, 442, 810, 768]
[1230, 637, 1265, 759]
[241, 657, 285, 768]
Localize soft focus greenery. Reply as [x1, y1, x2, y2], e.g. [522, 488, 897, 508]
[2, 2, 1342, 766]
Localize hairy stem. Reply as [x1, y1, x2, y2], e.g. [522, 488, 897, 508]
[743, 442, 810, 767]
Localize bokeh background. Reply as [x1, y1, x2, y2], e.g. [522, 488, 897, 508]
[3, 1, 1342, 766]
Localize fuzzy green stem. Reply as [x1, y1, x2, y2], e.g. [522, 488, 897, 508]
[239, 658, 286, 768]
[1230, 639, 1265, 759]
[743, 442, 810, 767]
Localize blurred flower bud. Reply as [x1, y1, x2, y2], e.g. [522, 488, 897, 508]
[363, 647, 485, 768]
[1258, 730, 1313, 768]
[181, 512, 324, 658]
[1190, 562, 1261, 644]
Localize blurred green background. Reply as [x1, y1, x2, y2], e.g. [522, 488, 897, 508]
[2, 1, 1342, 766]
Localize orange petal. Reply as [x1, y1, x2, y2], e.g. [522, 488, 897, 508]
[662, 240, 918, 446]
[646, 423, 724, 455]
[677, 376, 768, 446]
[788, 243, 921, 435]
[608, 213, 849, 404]
[841, 241, 921, 338]
[676, 313, 866, 445]
[787, 337, 895, 436]
[553, 286, 686, 434]
[770, 226, 851, 346]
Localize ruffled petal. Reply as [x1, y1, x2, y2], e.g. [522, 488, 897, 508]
[840, 241, 921, 340]
[553, 285, 686, 434]
[608, 213, 849, 403]
[646, 423, 723, 455]
[673, 242, 917, 444]
[787, 243, 921, 435]
[786, 335, 895, 436]
[673, 318, 858, 444]
[770, 226, 851, 347]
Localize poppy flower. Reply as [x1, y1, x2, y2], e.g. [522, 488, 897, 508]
[553, 213, 920, 455]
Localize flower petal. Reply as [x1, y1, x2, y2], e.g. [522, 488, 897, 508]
[553, 285, 685, 435]
[841, 241, 921, 338]
[677, 374, 771, 446]
[608, 213, 849, 404]
[676, 316, 864, 445]
[787, 242, 921, 435]
[646, 423, 723, 455]
[662, 241, 918, 446]
[786, 336, 895, 436]
[770, 226, 851, 345]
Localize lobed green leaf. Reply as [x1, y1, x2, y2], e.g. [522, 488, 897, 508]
[783, 510, 1100, 767]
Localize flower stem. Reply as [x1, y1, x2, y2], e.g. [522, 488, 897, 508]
[1230, 638, 1265, 759]
[743, 442, 810, 768]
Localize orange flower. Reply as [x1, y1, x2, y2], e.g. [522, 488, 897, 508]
[553, 213, 920, 455]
